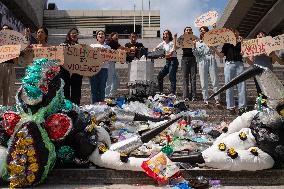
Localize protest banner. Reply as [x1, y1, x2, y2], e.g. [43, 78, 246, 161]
[241, 34, 284, 57]
[63, 44, 103, 77]
[0, 44, 21, 63]
[0, 30, 28, 50]
[194, 10, 218, 27]
[177, 34, 197, 48]
[203, 28, 236, 46]
[99, 48, 126, 63]
[265, 34, 284, 55]
[21, 46, 64, 67]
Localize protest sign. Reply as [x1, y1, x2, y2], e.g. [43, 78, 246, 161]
[21, 46, 64, 67]
[194, 10, 218, 27]
[241, 34, 284, 57]
[63, 44, 103, 77]
[99, 48, 126, 63]
[203, 28, 236, 46]
[0, 30, 28, 50]
[0, 44, 21, 63]
[177, 34, 197, 48]
[265, 34, 284, 55]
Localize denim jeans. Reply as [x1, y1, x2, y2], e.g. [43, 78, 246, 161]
[105, 62, 119, 97]
[198, 55, 219, 101]
[181, 56, 197, 99]
[224, 61, 247, 109]
[90, 68, 108, 103]
[157, 57, 179, 94]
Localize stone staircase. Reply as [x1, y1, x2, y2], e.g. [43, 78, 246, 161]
[1, 64, 284, 187]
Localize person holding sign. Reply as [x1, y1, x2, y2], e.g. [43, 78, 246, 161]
[175, 27, 198, 101]
[247, 31, 283, 98]
[192, 26, 220, 106]
[154, 30, 179, 95]
[59, 28, 83, 105]
[89, 30, 111, 103]
[0, 24, 16, 105]
[125, 32, 145, 62]
[216, 29, 247, 115]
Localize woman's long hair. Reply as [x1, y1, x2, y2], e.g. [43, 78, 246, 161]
[64, 28, 79, 44]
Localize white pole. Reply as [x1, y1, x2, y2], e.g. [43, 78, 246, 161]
[148, 0, 151, 28]
[134, 4, 136, 32]
[141, 0, 144, 39]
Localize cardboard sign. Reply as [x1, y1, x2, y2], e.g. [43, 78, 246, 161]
[265, 34, 284, 55]
[63, 44, 103, 77]
[177, 34, 197, 48]
[203, 28, 236, 46]
[99, 48, 126, 63]
[21, 46, 64, 67]
[0, 44, 21, 63]
[0, 30, 28, 51]
[241, 38, 266, 57]
[194, 10, 218, 27]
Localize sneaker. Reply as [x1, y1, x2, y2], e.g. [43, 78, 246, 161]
[204, 101, 209, 106]
[228, 108, 236, 114]
[215, 100, 221, 106]
[192, 97, 197, 101]
[238, 107, 247, 116]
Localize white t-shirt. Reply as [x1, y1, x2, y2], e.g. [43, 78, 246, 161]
[90, 43, 111, 69]
[156, 41, 177, 57]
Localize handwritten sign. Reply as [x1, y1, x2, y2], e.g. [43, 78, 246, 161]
[241, 34, 284, 57]
[265, 34, 284, 54]
[0, 45, 21, 63]
[177, 34, 197, 48]
[99, 48, 126, 63]
[194, 10, 218, 27]
[203, 28, 236, 46]
[21, 46, 64, 67]
[0, 30, 28, 51]
[63, 44, 103, 77]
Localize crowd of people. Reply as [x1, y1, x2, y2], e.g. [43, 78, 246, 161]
[0, 24, 283, 116]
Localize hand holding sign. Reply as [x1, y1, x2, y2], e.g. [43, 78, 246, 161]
[194, 10, 218, 27]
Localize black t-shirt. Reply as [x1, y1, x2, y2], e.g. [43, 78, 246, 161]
[182, 48, 194, 57]
[125, 42, 144, 62]
[107, 40, 121, 50]
[221, 42, 243, 62]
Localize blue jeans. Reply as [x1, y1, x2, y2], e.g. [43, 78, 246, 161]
[198, 55, 219, 101]
[90, 68, 108, 103]
[224, 61, 247, 109]
[157, 57, 179, 94]
[105, 62, 119, 97]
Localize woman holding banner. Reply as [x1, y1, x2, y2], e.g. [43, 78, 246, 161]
[155, 29, 179, 95]
[247, 31, 283, 99]
[59, 28, 83, 105]
[192, 26, 220, 106]
[89, 30, 111, 103]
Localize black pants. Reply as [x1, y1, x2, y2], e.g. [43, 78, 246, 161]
[60, 67, 83, 105]
[181, 56, 197, 99]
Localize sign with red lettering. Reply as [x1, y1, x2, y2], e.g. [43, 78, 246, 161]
[241, 38, 266, 57]
[99, 48, 126, 63]
[21, 46, 64, 67]
[0, 30, 28, 51]
[0, 44, 21, 63]
[177, 34, 197, 48]
[204, 28, 236, 46]
[241, 34, 284, 57]
[194, 10, 218, 27]
[63, 44, 103, 76]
